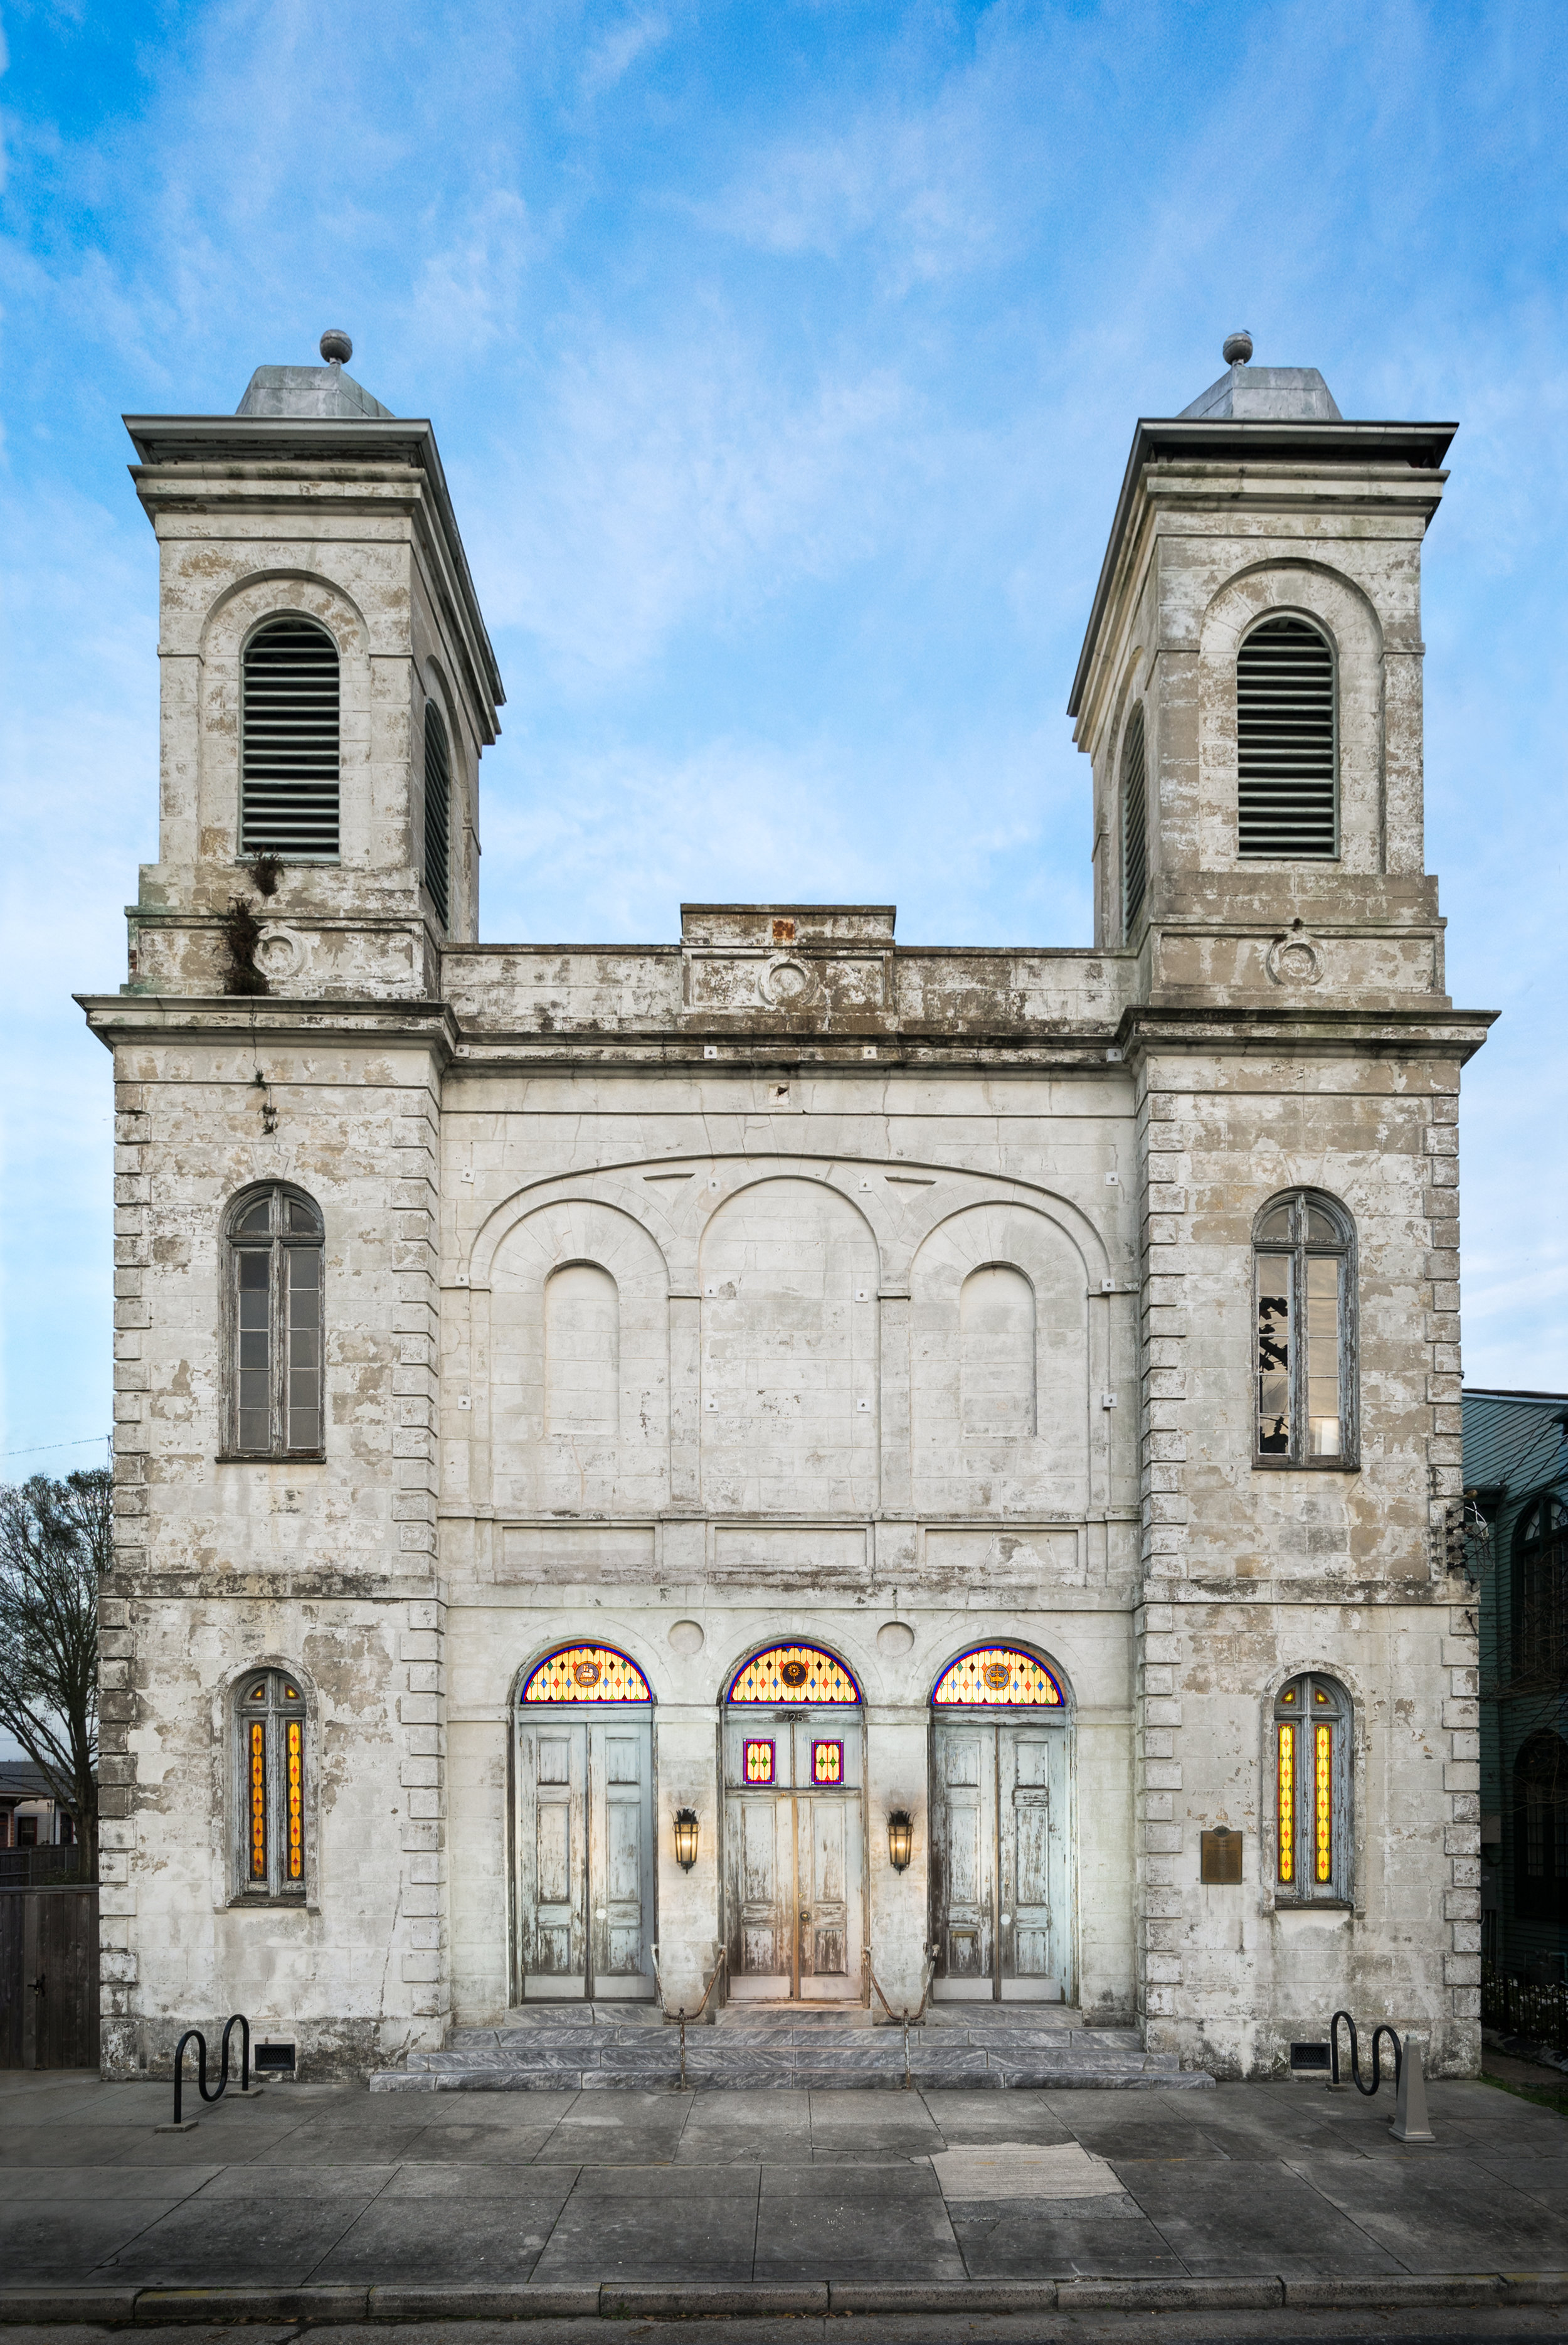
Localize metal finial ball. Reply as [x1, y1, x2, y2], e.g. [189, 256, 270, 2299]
[1222, 330, 1254, 366]
[319, 329, 352, 365]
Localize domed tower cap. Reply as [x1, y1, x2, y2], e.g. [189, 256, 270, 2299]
[1222, 329, 1254, 366]
[319, 328, 353, 364]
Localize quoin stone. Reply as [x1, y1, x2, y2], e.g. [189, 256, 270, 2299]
[80, 335, 1488, 2082]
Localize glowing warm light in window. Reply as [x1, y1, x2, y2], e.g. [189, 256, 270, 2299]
[1277, 1724, 1295, 1885]
[744, 1739, 774, 1785]
[1315, 1724, 1332, 1883]
[932, 1646, 1064, 1708]
[812, 1740, 844, 1785]
[726, 1645, 862, 1705]
[287, 1720, 304, 1881]
[250, 1721, 267, 1880]
[521, 1645, 652, 1704]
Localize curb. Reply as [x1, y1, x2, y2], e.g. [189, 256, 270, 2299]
[1, 2268, 1566, 2322]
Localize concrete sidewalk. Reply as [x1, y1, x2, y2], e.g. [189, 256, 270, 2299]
[3, 2066, 1567, 2329]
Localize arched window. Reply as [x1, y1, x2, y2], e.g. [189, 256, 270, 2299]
[1514, 1732, 1568, 1920]
[241, 617, 341, 859]
[1274, 1673, 1351, 1901]
[1236, 614, 1337, 859]
[236, 1671, 306, 1900]
[422, 703, 452, 928]
[1512, 1496, 1568, 1688]
[1121, 703, 1148, 940]
[1253, 1190, 1356, 1468]
[544, 1263, 620, 1435]
[227, 1186, 324, 1458]
[960, 1265, 1036, 1437]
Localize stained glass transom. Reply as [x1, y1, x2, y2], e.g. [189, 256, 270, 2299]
[726, 1644, 862, 1706]
[932, 1646, 1064, 1708]
[521, 1644, 652, 1704]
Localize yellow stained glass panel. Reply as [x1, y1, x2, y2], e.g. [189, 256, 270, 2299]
[286, 1719, 304, 1881]
[249, 1720, 267, 1880]
[521, 1644, 652, 1704]
[812, 1740, 844, 1784]
[727, 1644, 862, 1706]
[744, 1739, 774, 1784]
[1277, 1723, 1294, 1884]
[933, 1646, 1064, 1708]
[1315, 1723, 1332, 1883]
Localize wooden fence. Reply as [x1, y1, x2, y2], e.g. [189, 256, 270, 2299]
[0, 1885, 100, 2068]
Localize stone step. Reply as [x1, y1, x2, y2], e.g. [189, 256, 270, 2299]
[370, 2022, 1213, 2093]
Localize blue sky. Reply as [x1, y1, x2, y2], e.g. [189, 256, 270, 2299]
[3, 0, 1567, 1474]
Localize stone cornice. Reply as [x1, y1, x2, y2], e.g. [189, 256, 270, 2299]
[1116, 1001, 1496, 1066]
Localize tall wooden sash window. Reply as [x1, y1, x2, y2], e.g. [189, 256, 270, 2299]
[1274, 1674, 1351, 1902]
[238, 1671, 306, 1901]
[226, 1186, 325, 1459]
[1253, 1190, 1357, 1469]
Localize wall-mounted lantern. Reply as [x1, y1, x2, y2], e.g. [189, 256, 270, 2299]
[887, 1811, 914, 1872]
[672, 1807, 700, 1871]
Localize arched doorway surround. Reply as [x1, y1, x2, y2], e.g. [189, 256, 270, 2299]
[723, 1642, 866, 2002]
[929, 1642, 1073, 2002]
[513, 1642, 655, 2002]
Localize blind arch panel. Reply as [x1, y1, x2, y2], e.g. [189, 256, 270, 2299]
[241, 617, 341, 859]
[1236, 615, 1337, 858]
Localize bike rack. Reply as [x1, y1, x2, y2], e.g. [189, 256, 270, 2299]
[165, 2014, 255, 2129]
[1328, 2007, 1402, 2096]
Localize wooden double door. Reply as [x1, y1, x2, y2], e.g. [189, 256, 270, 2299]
[515, 1710, 655, 1999]
[724, 1713, 864, 2001]
[930, 1716, 1070, 2001]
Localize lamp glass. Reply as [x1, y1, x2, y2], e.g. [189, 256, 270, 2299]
[887, 1812, 914, 1871]
[672, 1808, 699, 1871]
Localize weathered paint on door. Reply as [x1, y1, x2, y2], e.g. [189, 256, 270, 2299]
[931, 1718, 1070, 2001]
[724, 1715, 864, 2001]
[516, 1712, 654, 2000]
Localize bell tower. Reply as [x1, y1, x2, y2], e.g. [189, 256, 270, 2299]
[1069, 332, 1455, 1012]
[123, 331, 503, 1000]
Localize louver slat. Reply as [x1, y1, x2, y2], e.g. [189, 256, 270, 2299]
[1236, 616, 1337, 858]
[423, 706, 451, 928]
[241, 619, 340, 858]
[1121, 705, 1148, 939]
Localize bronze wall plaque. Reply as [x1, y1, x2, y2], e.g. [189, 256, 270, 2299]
[1200, 1827, 1242, 1884]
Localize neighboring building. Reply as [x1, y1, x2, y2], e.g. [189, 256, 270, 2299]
[0, 1762, 80, 1849]
[80, 332, 1494, 2082]
[1466, 1388, 1568, 1981]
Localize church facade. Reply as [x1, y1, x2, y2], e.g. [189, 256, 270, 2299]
[83, 338, 1491, 2081]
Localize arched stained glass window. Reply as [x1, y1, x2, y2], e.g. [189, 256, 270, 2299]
[933, 1646, 1065, 1708]
[520, 1644, 652, 1704]
[1274, 1673, 1351, 1901]
[726, 1644, 862, 1705]
[236, 1670, 305, 1901]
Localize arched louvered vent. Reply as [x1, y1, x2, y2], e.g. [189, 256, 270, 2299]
[1121, 704, 1147, 940]
[1236, 615, 1337, 858]
[423, 705, 451, 928]
[241, 618, 340, 858]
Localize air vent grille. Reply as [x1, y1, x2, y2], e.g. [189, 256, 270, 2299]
[423, 706, 451, 928]
[1121, 704, 1148, 939]
[241, 618, 340, 859]
[1237, 616, 1337, 858]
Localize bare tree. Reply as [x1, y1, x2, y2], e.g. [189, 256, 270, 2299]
[0, 1469, 112, 1874]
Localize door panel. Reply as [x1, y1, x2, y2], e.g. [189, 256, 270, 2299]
[934, 1717, 1069, 2003]
[590, 1721, 655, 1997]
[517, 1723, 586, 1996]
[728, 1793, 792, 1996]
[797, 1792, 861, 1998]
[724, 1711, 864, 2001]
[1000, 1727, 1060, 1997]
[931, 1723, 995, 1997]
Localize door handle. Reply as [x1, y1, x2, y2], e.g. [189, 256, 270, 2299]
[32, 1974, 46, 1997]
